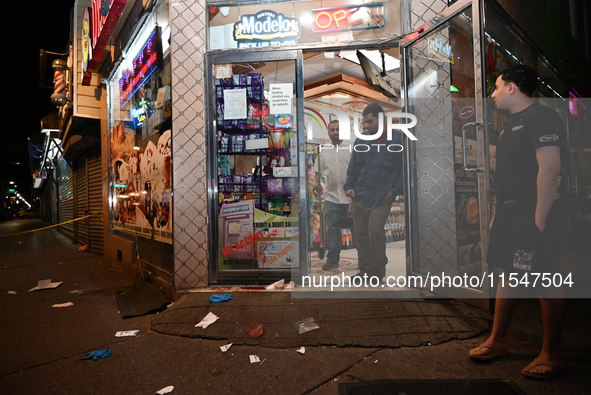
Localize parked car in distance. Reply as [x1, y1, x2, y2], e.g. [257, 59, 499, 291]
[19, 208, 42, 219]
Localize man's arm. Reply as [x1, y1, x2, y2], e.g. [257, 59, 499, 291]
[343, 148, 358, 197]
[535, 145, 561, 232]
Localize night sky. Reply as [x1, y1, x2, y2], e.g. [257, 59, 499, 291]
[4, 1, 75, 200]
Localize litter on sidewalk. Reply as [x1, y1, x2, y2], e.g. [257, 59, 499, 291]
[115, 330, 139, 337]
[293, 317, 320, 334]
[156, 385, 174, 394]
[29, 279, 63, 292]
[296, 347, 306, 354]
[52, 302, 74, 308]
[266, 279, 285, 289]
[246, 322, 263, 338]
[81, 349, 111, 361]
[7, 291, 17, 295]
[249, 355, 260, 363]
[195, 312, 219, 328]
[219, 343, 233, 352]
[209, 294, 233, 303]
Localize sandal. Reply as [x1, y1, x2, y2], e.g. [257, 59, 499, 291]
[468, 345, 510, 361]
[521, 363, 564, 381]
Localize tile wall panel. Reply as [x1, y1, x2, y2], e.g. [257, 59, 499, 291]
[170, 0, 209, 288]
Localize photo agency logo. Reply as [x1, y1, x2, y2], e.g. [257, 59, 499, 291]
[307, 109, 418, 152]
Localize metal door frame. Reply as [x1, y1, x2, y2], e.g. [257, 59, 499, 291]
[401, 0, 492, 301]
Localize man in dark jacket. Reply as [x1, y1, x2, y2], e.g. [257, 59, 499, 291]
[344, 103, 404, 281]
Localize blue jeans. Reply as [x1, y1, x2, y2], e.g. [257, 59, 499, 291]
[323, 201, 350, 263]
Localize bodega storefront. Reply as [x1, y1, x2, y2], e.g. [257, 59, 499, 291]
[202, 0, 410, 286]
[166, 0, 585, 295]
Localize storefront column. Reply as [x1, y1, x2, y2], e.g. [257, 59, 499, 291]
[170, 0, 209, 288]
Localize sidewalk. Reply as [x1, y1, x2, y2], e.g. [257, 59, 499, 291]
[152, 291, 489, 349]
[1, 219, 590, 394]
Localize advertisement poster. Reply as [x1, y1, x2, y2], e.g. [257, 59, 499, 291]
[219, 207, 299, 270]
[454, 168, 481, 269]
[110, 122, 172, 243]
[257, 240, 299, 268]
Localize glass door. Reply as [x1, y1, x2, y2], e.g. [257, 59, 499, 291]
[402, 1, 491, 299]
[207, 50, 306, 284]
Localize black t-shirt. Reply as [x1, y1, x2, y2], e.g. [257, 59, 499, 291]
[494, 102, 566, 210]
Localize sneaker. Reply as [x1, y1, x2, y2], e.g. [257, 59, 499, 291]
[322, 260, 339, 270]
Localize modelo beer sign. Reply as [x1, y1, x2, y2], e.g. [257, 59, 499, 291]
[233, 10, 300, 48]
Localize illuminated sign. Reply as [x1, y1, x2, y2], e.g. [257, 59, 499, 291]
[81, 8, 93, 85]
[119, 27, 163, 107]
[81, 8, 91, 72]
[131, 106, 148, 128]
[91, 0, 126, 62]
[233, 10, 300, 48]
[312, 3, 385, 33]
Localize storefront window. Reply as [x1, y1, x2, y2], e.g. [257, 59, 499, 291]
[212, 56, 302, 273]
[108, 0, 172, 243]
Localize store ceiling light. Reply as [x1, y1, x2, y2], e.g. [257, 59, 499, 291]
[339, 50, 400, 72]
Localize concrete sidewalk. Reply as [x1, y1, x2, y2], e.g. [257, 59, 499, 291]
[2, 219, 591, 395]
[151, 291, 490, 349]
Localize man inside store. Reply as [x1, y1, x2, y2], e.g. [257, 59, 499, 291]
[316, 119, 353, 271]
[344, 103, 404, 281]
[467, 64, 567, 381]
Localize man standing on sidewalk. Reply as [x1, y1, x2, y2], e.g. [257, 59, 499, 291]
[344, 103, 404, 281]
[468, 64, 567, 381]
[317, 119, 352, 271]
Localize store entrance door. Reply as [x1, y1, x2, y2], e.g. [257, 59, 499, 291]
[402, 1, 492, 301]
[207, 50, 307, 284]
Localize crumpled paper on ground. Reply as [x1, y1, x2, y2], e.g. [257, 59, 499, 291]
[156, 385, 174, 394]
[195, 312, 219, 328]
[52, 302, 74, 308]
[265, 279, 284, 289]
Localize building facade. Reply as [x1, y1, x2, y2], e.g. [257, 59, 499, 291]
[41, 0, 590, 301]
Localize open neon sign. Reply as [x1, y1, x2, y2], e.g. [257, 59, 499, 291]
[311, 3, 385, 33]
[119, 27, 163, 108]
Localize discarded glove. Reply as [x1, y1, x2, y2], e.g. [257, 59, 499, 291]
[81, 349, 112, 361]
[210, 294, 233, 303]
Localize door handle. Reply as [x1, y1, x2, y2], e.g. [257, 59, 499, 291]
[462, 122, 484, 172]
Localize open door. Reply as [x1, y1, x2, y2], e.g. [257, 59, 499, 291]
[402, 1, 492, 302]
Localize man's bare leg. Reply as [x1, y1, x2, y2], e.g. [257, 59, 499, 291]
[469, 270, 521, 358]
[522, 287, 565, 376]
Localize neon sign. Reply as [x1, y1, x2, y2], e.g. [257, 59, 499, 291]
[233, 10, 300, 48]
[311, 3, 385, 33]
[91, 0, 126, 62]
[119, 27, 163, 108]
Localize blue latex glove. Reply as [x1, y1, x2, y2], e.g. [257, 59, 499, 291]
[81, 349, 112, 361]
[210, 294, 233, 303]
